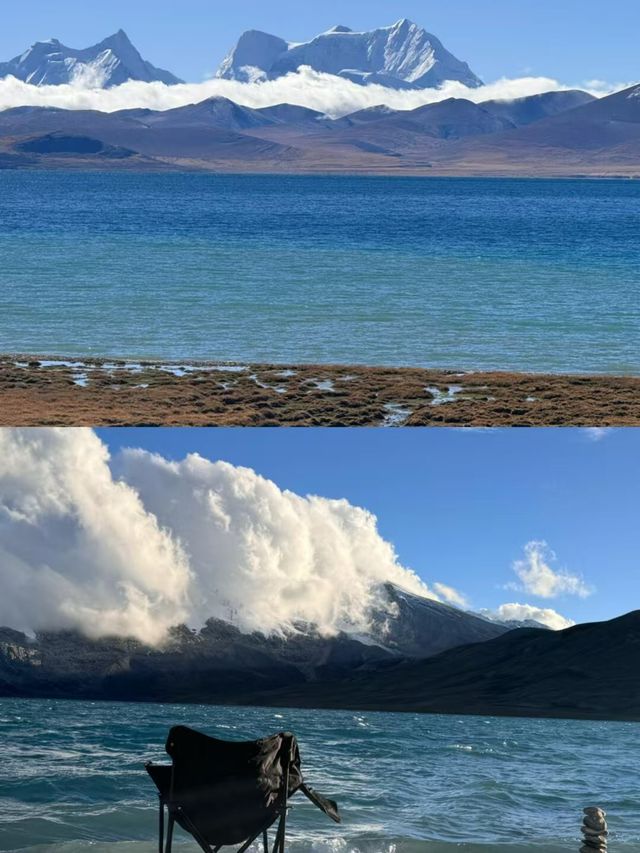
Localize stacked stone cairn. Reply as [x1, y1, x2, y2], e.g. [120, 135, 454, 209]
[581, 807, 608, 853]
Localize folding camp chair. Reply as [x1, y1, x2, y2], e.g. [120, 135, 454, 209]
[146, 725, 340, 853]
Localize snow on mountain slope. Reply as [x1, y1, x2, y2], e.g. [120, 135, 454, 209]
[217, 19, 482, 89]
[0, 30, 182, 87]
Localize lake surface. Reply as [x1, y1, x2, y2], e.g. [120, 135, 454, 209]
[1, 173, 639, 373]
[1, 698, 638, 853]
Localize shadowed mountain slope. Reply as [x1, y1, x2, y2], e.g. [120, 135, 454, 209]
[259, 611, 640, 721]
[0, 585, 513, 703]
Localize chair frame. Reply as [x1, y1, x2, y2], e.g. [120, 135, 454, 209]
[149, 735, 294, 853]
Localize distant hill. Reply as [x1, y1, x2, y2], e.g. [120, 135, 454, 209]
[259, 611, 640, 722]
[0, 88, 613, 174]
[332, 90, 595, 135]
[481, 89, 596, 126]
[0, 30, 182, 87]
[432, 83, 640, 172]
[0, 102, 298, 167]
[216, 19, 482, 89]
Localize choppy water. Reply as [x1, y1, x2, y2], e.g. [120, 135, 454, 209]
[1, 698, 638, 853]
[1, 173, 639, 373]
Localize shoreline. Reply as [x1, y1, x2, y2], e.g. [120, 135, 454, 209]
[3, 162, 640, 179]
[1, 354, 639, 426]
[1, 690, 638, 724]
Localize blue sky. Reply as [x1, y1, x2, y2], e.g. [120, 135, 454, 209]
[1, 1, 637, 86]
[98, 427, 640, 626]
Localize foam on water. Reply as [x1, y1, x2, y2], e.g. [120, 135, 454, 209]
[426, 386, 464, 406]
[382, 404, 411, 426]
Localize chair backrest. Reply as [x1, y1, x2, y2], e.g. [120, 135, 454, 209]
[160, 726, 302, 846]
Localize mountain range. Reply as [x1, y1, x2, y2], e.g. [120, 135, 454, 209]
[0, 22, 479, 91]
[216, 19, 482, 89]
[1, 582, 637, 722]
[4, 86, 638, 176]
[0, 24, 638, 174]
[0, 584, 511, 704]
[0, 30, 182, 87]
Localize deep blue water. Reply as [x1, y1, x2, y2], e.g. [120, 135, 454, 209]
[1, 173, 639, 373]
[1, 698, 638, 853]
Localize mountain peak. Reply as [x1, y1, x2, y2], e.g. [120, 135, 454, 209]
[104, 29, 133, 45]
[0, 31, 182, 87]
[217, 20, 482, 89]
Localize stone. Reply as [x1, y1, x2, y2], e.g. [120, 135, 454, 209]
[584, 807, 607, 820]
[584, 816, 607, 832]
[582, 826, 608, 838]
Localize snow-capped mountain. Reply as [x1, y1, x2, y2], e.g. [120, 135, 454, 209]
[0, 30, 182, 87]
[217, 19, 482, 89]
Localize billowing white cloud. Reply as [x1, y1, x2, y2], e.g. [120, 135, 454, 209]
[0, 68, 622, 118]
[0, 428, 436, 644]
[433, 582, 469, 608]
[113, 447, 433, 636]
[510, 541, 592, 599]
[0, 428, 190, 644]
[487, 603, 574, 631]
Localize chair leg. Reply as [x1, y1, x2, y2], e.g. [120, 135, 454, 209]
[165, 814, 175, 853]
[279, 763, 289, 853]
[158, 799, 165, 853]
[272, 814, 286, 853]
[263, 829, 269, 853]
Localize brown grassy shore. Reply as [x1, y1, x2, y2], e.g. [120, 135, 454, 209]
[1, 355, 639, 426]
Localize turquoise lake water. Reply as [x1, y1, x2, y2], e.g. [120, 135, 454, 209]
[1, 173, 639, 373]
[1, 698, 638, 853]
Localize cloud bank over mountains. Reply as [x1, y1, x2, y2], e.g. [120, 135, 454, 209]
[0, 429, 431, 643]
[0, 68, 621, 119]
[0, 429, 578, 643]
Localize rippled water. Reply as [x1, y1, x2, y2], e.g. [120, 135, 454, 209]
[1, 698, 638, 853]
[1, 173, 639, 373]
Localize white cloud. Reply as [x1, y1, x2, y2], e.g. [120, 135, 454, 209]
[0, 68, 623, 118]
[487, 603, 574, 631]
[433, 582, 469, 608]
[0, 429, 190, 644]
[584, 428, 613, 442]
[0, 428, 436, 644]
[114, 447, 434, 637]
[510, 541, 592, 599]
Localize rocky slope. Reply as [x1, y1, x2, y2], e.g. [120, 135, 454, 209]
[0, 585, 510, 703]
[370, 583, 507, 656]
